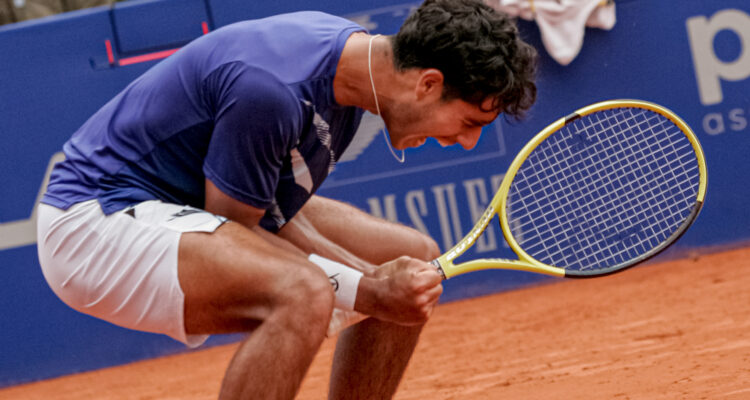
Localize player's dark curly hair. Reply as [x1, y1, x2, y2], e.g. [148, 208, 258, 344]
[392, 0, 537, 119]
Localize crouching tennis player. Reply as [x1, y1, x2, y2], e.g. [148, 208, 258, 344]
[36, 0, 536, 398]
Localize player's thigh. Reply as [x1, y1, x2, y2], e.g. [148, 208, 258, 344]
[302, 195, 439, 263]
[178, 221, 334, 334]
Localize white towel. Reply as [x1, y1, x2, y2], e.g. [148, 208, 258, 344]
[487, 0, 617, 66]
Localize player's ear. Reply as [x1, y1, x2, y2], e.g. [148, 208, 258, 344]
[415, 68, 444, 101]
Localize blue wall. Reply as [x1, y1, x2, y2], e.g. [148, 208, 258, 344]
[1, 0, 748, 387]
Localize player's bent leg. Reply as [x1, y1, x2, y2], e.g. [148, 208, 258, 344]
[301, 197, 440, 399]
[37, 200, 334, 400]
[178, 221, 335, 400]
[178, 221, 334, 333]
[329, 319, 424, 399]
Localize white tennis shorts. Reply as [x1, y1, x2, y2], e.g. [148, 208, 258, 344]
[36, 199, 227, 348]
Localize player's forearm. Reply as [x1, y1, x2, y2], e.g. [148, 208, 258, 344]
[301, 196, 440, 264]
[278, 211, 376, 275]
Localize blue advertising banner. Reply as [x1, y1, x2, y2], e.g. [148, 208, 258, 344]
[0, 0, 748, 387]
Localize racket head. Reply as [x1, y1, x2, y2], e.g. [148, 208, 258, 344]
[497, 99, 707, 277]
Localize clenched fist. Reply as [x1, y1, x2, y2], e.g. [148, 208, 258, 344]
[356, 256, 443, 325]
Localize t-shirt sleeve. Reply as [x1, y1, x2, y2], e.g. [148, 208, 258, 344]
[202, 62, 301, 209]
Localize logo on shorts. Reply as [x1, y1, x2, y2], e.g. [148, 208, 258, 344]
[167, 208, 203, 221]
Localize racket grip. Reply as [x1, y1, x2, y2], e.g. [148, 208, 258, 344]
[327, 308, 368, 337]
[430, 259, 447, 280]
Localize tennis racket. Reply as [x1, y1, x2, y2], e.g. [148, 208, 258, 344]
[328, 99, 707, 335]
[434, 99, 707, 278]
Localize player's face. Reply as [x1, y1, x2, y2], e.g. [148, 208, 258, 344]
[387, 96, 499, 151]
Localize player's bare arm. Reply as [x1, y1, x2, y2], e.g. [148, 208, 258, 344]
[290, 195, 441, 265]
[204, 178, 443, 325]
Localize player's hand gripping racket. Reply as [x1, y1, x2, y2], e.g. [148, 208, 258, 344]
[328, 99, 707, 335]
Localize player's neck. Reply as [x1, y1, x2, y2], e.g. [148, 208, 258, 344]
[333, 33, 393, 113]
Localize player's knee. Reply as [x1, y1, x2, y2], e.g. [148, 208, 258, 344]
[300, 270, 336, 320]
[280, 268, 335, 331]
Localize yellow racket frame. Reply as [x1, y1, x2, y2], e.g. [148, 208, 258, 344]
[434, 99, 707, 279]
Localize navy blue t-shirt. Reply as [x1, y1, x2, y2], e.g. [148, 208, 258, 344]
[42, 12, 366, 231]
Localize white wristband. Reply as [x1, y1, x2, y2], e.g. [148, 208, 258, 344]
[307, 254, 363, 311]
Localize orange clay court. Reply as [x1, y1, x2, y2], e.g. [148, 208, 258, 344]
[2, 246, 748, 400]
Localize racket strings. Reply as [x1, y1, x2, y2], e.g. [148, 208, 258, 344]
[527, 120, 696, 244]
[539, 110, 697, 268]
[539, 112, 698, 268]
[507, 108, 701, 272]
[514, 114, 693, 232]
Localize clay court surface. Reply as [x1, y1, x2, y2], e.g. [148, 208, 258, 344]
[2, 247, 749, 399]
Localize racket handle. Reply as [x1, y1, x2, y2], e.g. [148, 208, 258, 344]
[430, 259, 447, 280]
[327, 308, 368, 337]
